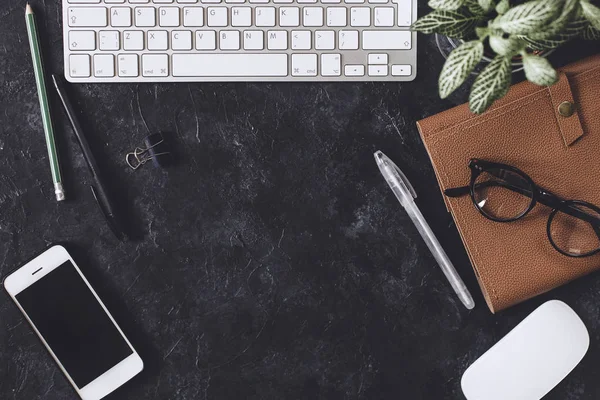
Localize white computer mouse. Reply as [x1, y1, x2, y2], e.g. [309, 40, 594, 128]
[461, 300, 589, 400]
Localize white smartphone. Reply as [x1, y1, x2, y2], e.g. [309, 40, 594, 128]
[4, 245, 143, 400]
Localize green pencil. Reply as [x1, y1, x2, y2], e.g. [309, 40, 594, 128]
[26, 3, 65, 201]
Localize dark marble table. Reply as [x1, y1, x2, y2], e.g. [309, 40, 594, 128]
[1, 1, 600, 399]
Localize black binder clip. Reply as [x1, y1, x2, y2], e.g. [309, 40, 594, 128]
[126, 133, 173, 170]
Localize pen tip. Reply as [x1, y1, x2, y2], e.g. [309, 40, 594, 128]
[26, 3, 32, 14]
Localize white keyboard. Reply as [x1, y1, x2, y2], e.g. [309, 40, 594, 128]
[62, 0, 416, 82]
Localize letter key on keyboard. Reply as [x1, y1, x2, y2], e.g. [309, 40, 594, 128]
[62, 0, 417, 82]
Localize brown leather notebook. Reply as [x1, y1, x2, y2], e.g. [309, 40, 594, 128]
[417, 54, 600, 313]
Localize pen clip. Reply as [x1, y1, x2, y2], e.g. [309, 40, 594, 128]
[385, 157, 418, 200]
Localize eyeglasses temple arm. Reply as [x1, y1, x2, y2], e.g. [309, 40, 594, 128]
[444, 180, 531, 198]
[444, 186, 471, 198]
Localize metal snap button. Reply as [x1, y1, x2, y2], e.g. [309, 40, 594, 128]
[558, 101, 575, 117]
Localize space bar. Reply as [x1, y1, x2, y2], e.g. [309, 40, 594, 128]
[173, 54, 288, 77]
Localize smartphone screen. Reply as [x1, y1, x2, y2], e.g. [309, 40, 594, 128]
[15, 260, 133, 388]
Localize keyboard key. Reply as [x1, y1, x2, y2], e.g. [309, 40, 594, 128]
[344, 64, 364, 76]
[297, 0, 317, 3]
[362, 30, 411, 49]
[267, 30, 287, 50]
[338, 30, 358, 49]
[350, 7, 370, 27]
[302, 7, 323, 27]
[110, 7, 131, 27]
[327, 7, 346, 27]
[322, 0, 341, 3]
[183, 7, 204, 26]
[392, 64, 411, 76]
[172, 30, 193, 49]
[321, 54, 341, 76]
[219, 30, 240, 50]
[392, 0, 412, 26]
[368, 64, 387, 76]
[279, 7, 300, 27]
[142, 54, 169, 76]
[172, 54, 288, 76]
[315, 30, 334, 50]
[231, 7, 252, 27]
[196, 30, 217, 49]
[369, 0, 388, 3]
[255, 7, 276, 27]
[69, 31, 96, 50]
[178, 0, 198, 3]
[159, 7, 180, 26]
[94, 54, 115, 77]
[154, 0, 175, 3]
[118, 54, 139, 77]
[243, 30, 264, 49]
[374, 7, 394, 26]
[69, 54, 91, 77]
[292, 54, 317, 76]
[291, 30, 311, 50]
[226, 0, 246, 3]
[208, 7, 228, 26]
[147, 30, 168, 50]
[68, 7, 108, 27]
[135, 7, 156, 26]
[368, 53, 387, 64]
[99, 30, 120, 50]
[124, 30, 144, 50]
[202, 0, 222, 3]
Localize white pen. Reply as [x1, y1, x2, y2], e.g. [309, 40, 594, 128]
[375, 151, 475, 310]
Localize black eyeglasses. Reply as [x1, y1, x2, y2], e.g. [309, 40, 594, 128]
[445, 159, 600, 258]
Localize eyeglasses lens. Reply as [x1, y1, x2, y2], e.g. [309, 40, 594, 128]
[472, 168, 534, 221]
[549, 203, 600, 256]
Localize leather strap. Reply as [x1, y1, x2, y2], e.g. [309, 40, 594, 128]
[548, 73, 584, 147]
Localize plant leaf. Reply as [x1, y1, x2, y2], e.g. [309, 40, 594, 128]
[478, 0, 496, 13]
[583, 23, 600, 39]
[522, 53, 558, 86]
[493, 0, 563, 34]
[476, 26, 490, 39]
[519, 15, 588, 50]
[581, 1, 600, 30]
[496, 0, 510, 15]
[411, 10, 483, 39]
[489, 34, 525, 55]
[524, 0, 582, 40]
[429, 0, 465, 11]
[465, 0, 486, 15]
[469, 56, 512, 114]
[439, 40, 484, 98]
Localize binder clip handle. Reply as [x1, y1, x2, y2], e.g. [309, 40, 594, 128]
[126, 133, 173, 171]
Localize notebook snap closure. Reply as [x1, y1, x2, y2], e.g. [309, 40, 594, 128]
[558, 101, 575, 117]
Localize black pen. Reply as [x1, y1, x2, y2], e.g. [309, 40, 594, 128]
[52, 75, 128, 241]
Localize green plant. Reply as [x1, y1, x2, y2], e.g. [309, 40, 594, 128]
[412, 0, 600, 113]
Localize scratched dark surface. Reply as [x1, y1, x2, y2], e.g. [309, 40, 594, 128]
[1, 0, 600, 399]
